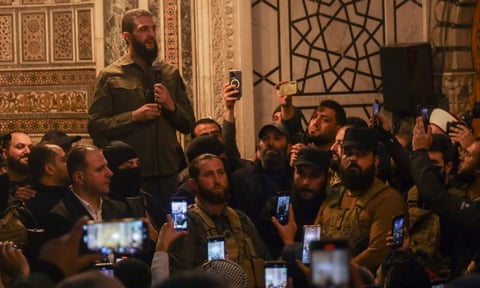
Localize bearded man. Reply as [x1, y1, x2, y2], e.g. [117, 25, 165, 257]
[88, 8, 195, 211]
[230, 123, 292, 223]
[1, 131, 37, 201]
[314, 126, 407, 273]
[168, 154, 270, 287]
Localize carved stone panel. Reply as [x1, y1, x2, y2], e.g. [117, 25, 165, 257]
[52, 10, 74, 61]
[20, 11, 47, 63]
[0, 13, 13, 63]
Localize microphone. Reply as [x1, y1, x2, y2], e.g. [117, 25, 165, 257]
[152, 61, 163, 84]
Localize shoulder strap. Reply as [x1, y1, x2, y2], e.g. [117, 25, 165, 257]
[355, 180, 389, 209]
[189, 203, 219, 237]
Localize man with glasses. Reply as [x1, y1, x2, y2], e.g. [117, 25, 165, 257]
[314, 126, 407, 274]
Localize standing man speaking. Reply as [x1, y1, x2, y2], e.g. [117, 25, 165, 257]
[88, 9, 195, 210]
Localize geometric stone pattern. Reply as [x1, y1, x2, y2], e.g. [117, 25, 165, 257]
[0, 88, 89, 113]
[52, 11, 73, 61]
[77, 9, 93, 60]
[22, 0, 45, 4]
[0, 14, 13, 63]
[288, 0, 384, 95]
[164, 0, 179, 65]
[21, 12, 47, 62]
[0, 119, 89, 134]
[0, 69, 96, 86]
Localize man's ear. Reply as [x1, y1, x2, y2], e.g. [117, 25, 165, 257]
[122, 31, 130, 43]
[374, 155, 380, 170]
[72, 171, 84, 185]
[445, 161, 454, 175]
[188, 178, 198, 192]
[44, 163, 55, 176]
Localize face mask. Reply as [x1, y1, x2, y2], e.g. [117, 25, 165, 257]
[110, 167, 141, 199]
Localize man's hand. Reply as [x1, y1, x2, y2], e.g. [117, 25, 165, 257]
[154, 83, 175, 111]
[412, 116, 432, 151]
[448, 123, 474, 149]
[223, 83, 240, 111]
[38, 217, 102, 277]
[155, 214, 188, 252]
[386, 228, 410, 251]
[13, 186, 36, 201]
[0, 241, 30, 281]
[271, 204, 297, 245]
[289, 143, 307, 167]
[131, 104, 161, 122]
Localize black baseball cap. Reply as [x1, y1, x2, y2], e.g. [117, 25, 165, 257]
[41, 130, 81, 147]
[258, 123, 290, 142]
[294, 148, 331, 171]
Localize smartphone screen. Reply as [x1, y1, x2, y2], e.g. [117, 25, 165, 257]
[311, 240, 350, 288]
[373, 100, 380, 128]
[392, 215, 405, 249]
[229, 70, 242, 98]
[171, 198, 188, 231]
[421, 107, 429, 133]
[264, 261, 288, 288]
[96, 263, 114, 277]
[276, 192, 290, 225]
[207, 236, 225, 260]
[302, 225, 321, 263]
[82, 219, 148, 254]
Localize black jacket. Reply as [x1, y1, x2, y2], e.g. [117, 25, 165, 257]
[45, 190, 132, 239]
[410, 149, 480, 276]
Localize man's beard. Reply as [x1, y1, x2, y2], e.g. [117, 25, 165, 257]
[7, 156, 29, 175]
[306, 133, 332, 147]
[292, 184, 321, 201]
[455, 167, 475, 184]
[131, 35, 158, 64]
[197, 183, 230, 204]
[339, 162, 375, 191]
[261, 148, 287, 170]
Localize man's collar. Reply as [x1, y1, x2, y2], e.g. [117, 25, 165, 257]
[194, 197, 227, 217]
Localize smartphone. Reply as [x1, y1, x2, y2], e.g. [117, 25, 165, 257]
[82, 218, 148, 255]
[207, 236, 225, 260]
[229, 70, 242, 98]
[171, 198, 188, 231]
[372, 99, 380, 128]
[391, 215, 405, 249]
[446, 121, 459, 134]
[264, 261, 288, 288]
[279, 81, 298, 96]
[95, 263, 114, 277]
[311, 240, 350, 288]
[302, 225, 321, 264]
[275, 191, 290, 225]
[420, 107, 429, 133]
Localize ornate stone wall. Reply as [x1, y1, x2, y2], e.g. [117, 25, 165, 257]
[0, 1, 96, 138]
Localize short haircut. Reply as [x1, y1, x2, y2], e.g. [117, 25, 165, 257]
[345, 116, 368, 128]
[430, 134, 455, 164]
[67, 144, 98, 179]
[122, 8, 153, 34]
[188, 153, 222, 181]
[28, 144, 58, 183]
[1, 130, 27, 150]
[192, 118, 222, 138]
[318, 100, 346, 127]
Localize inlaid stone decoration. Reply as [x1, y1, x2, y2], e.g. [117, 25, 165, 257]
[52, 10, 74, 61]
[21, 12, 46, 63]
[78, 9, 93, 60]
[0, 89, 88, 113]
[0, 14, 13, 63]
[22, 0, 44, 4]
[164, 0, 178, 66]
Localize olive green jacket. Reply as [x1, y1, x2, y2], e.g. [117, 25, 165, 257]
[88, 55, 195, 177]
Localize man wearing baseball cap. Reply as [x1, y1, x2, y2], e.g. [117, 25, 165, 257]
[230, 123, 292, 224]
[314, 126, 408, 273]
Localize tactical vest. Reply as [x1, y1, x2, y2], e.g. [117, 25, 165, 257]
[190, 204, 265, 288]
[321, 181, 388, 256]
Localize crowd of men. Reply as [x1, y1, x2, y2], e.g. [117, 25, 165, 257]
[1, 7, 480, 288]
